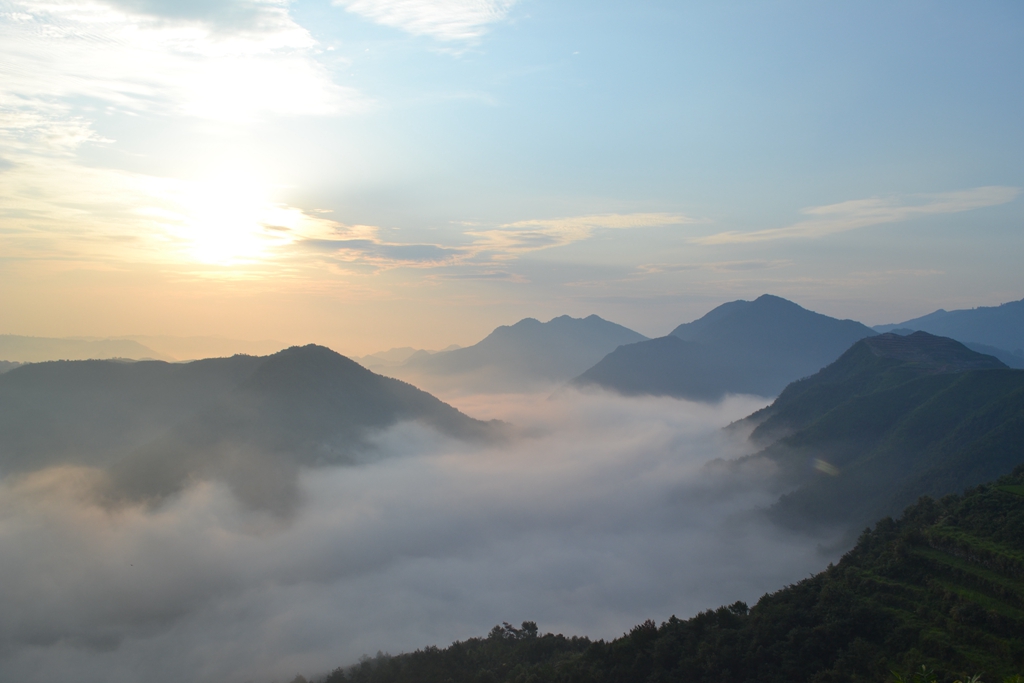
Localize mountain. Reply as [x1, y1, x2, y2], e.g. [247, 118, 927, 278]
[355, 345, 461, 373]
[875, 297, 1024, 355]
[119, 334, 287, 360]
[572, 295, 876, 400]
[0, 345, 497, 515]
[885, 328, 1024, 369]
[738, 332, 1023, 533]
[393, 315, 648, 393]
[321, 469, 1024, 683]
[963, 342, 1024, 369]
[0, 361, 19, 374]
[0, 334, 172, 362]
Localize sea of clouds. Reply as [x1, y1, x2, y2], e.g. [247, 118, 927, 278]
[0, 389, 842, 683]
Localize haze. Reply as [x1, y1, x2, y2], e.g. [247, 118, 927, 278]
[0, 389, 844, 683]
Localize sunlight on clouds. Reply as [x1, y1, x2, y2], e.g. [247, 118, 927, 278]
[0, 152, 345, 271]
[0, 0, 370, 272]
[144, 173, 363, 268]
[170, 172, 292, 265]
[0, 0, 359, 121]
[696, 186, 1020, 245]
[334, 0, 517, 42]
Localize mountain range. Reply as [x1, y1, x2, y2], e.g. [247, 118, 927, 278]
[876, 297, 1024, 365]
[571, 295, 876, 400]
[0, 334, 172, 362]
[0, 345, 497, 515]
[735, 331, 1023, 534]
[388, 314, 648, 393]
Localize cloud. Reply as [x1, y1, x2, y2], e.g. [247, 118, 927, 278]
[301, 237, 464, 266]
[293, 212, 698, 272]
[638, 260, 792, 274]
[0, 390, 842, 683]
[0, 0, 360, 122]
[695, 186, 1021, 245]
[333, 0, 517, 42]
[102, 0, 297, 32]
[468, 213, 696, 259]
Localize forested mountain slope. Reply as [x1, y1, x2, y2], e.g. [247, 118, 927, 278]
[732, 332, 1024, 533]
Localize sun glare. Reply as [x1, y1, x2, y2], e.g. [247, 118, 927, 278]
[177, 172, 293, 266]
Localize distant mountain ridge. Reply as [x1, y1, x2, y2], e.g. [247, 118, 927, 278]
[0, 334, 171, 362]
[572, 294, 877, 400]
[0, 345, 497, 515]
[355, 345, 461, 373]
[392, 314, 648, 393]
[875, 297, 1024, 356]
[736, 331, 1022, 534]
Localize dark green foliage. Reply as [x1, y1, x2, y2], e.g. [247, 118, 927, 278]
[319, 470, 1024, 683]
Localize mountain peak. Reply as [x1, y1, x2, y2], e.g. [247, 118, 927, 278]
[861, 331, 1007, 372]
[396, 313, 647, 392]
[753, 293, 796, 305]
[577, 296, 877, 400]
[872, 296, 1024, 353]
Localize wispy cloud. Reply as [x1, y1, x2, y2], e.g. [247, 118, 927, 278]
[696, 186, 1020, 245]
[333, 0, 517, 42]
[638, 260, 792, 274]
[103, 0, 300, 32]
[301, 236, 464, 267]
[468, 213, 696, 259]
[0, 0, 361, 121]
[0, 0, 374, 275]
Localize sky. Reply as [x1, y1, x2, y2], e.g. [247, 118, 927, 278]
[1, 0, 1022, 354]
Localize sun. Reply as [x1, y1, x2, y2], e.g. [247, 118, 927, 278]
[177, 171, 289, 266]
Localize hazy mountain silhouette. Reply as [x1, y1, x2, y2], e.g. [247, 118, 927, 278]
[0, 334, 172, 362]
[394, 315, 648, 392]
[0, 361, 19, 374]
[0, 345, 497, 515]
[572, 295, 876, 400]
[963, 341, 1024, 368]
[875, 297, 1024, 355]
[738, 331, 1022, 534]
[121, 334, 286, 360]
[355, 345, 461, 373]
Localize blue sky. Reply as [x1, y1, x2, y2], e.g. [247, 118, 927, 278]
[1, 0, 1021, 353]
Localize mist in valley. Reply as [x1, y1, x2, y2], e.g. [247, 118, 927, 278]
[0, 387, 844, 683]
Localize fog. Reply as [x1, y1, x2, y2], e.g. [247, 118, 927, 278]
[0, 389, 843, 683]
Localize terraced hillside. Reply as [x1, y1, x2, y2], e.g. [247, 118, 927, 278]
[321, 470, 1024, 683]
